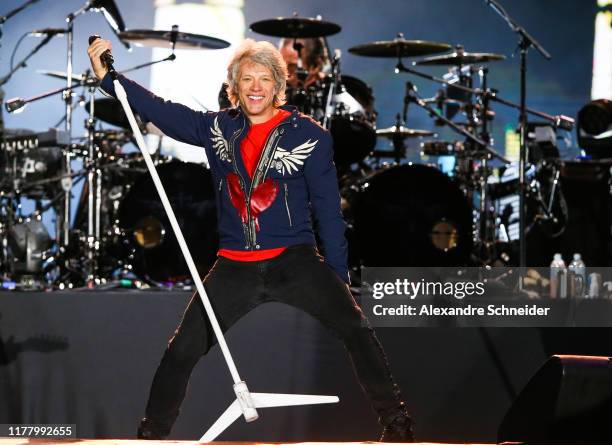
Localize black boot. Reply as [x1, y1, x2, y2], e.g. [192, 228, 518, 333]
[137, 417, 169, 440]
[379, 403, 415, 442]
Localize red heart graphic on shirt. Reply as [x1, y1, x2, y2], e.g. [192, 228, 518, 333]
[226, 173, 278, 231]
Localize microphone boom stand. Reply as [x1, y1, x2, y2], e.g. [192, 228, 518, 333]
[484, 0, 551, 274]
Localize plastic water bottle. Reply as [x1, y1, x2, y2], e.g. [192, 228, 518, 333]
[568, 253, 586, 298]
[550, 253, 567, 298]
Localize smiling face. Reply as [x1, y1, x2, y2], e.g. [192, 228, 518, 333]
[237, 60, 278, 124]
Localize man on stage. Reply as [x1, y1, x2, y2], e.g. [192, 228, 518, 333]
[88, 37, 413, 442]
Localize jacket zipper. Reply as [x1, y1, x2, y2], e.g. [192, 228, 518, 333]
[228, 111, 295, 250]
[229, 119, 251, 248]
[283, 183, 292, 227]
[245, 118, 292, 248]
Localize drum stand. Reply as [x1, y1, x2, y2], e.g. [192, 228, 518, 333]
[83, 77, 103, 284]
[484, 0, 551, 274]
[395, 57, 573, 265]
[108, 56, 338, 441]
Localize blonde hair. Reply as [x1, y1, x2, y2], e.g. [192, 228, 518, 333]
[226, 39, 288, 107]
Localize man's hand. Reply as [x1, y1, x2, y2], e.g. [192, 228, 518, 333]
[87, 38, 112, 81]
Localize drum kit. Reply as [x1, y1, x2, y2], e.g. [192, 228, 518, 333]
[0, 1, 575, 289]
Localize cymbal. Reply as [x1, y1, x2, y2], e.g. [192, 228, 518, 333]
[376, 125, 436, 139]
[348, 36, 451, 58]
[118, 29, 230, 50]
[250, 17, 341, 38]
[38, 70, 84, 82]
[37, 70, 97, 84]
[415, 51, 506, 66]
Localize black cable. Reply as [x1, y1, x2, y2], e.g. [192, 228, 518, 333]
[9, 31, 29, 71]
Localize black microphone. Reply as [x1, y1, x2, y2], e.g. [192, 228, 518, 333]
[89, 35, 114, 67]
[89, 35, 117, 79]
[29, 28, 65, 37]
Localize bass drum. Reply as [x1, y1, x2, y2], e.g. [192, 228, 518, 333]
[347, 164, 473, 267]
[117, 162, 218, 282]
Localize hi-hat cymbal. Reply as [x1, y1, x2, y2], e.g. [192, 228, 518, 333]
[38, 70, 87, 82]
[250, 17, 341, 38]
[118, 29, 230, 50]
[415, 51, 506, 66]
[37, 70, 100, 84]
[376, 125, 436, 139]
[349, 36, 451, 58]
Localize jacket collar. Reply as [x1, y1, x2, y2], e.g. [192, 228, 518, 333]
[229, 105, 301, 129]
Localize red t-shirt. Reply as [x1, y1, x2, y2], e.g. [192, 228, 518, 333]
[218, 109, 290, 261]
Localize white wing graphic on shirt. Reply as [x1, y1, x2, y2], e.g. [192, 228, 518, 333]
[210, 116, 232, 162]
[273, 139, 317, 175]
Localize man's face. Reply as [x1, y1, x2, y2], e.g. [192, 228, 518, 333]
[237, 60, 277, 123]
[279, 44, 299, 78]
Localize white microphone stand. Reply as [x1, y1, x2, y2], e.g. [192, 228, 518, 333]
[111, 74, 338, 441]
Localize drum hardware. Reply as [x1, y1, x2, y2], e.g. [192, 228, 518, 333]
[389, 58, 573, 131]
[350, 34, 564, 266]
[403, 81, 509, 163]
[3, 72, 99, 283]
[373, 110, 437, 164]
[61, 0, 127, 248]
[322, 44, 341, 129]
[392, 49, 571, 265]
[82, 74, 103, 285]
[0, 9, 234, 287]
[421, 140, 465, 157]
[486, 0, 552, 271]
[376, 125, 436, 139]
[4, 73, 99, 113]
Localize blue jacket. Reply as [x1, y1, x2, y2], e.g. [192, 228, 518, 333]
[100, 74, 349, 283]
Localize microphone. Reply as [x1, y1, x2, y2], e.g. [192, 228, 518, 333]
[5, 97, 26, 114]
[29, 28, 65, 37]
[89, 35, 117, 78]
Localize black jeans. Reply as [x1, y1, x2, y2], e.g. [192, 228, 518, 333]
[144, 244, 403, 435]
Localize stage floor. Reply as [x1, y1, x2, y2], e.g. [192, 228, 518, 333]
[0, 440, 492, 445]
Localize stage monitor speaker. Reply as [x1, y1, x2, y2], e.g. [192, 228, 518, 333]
[498, 355, 612, 445]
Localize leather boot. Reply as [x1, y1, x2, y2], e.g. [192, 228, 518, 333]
[137, 417, 169, 440]
[379, 403, 415, 442]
